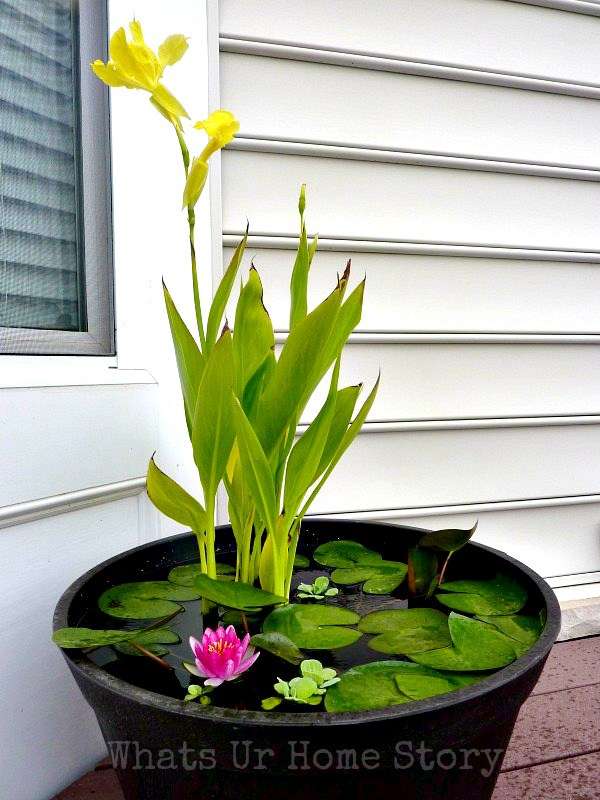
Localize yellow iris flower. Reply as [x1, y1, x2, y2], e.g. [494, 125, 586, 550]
[91, 20, 189, 124]
[194, 110, 240, 152]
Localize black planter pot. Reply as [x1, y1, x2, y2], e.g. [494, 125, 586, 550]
[54, 520, 560, 800]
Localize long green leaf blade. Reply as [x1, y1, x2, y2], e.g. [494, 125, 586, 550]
[192, 329, 235, 500]
[232, 396, 278, 533]
[233, 266, 275, 396]
[283, 360, 339, 514]
[300, 376, 379, 516]
[205, 227, 248, 352]
[314, 384, 361, 479]
[163, 281, 204, 435]
[147, 456, 206, 532]
[289, 221, 310, 329]
[256, 280, 344, 455]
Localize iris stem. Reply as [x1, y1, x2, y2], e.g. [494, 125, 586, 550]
[173, 124, 206, 350]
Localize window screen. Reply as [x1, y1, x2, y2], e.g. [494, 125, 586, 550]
[0, 0, 113, 354]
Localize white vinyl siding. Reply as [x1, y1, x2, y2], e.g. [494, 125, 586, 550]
[217, 0, 600, 587]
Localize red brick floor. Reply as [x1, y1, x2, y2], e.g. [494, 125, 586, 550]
[54, 637, 600, 799]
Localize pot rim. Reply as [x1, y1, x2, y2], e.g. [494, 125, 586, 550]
[53, 520, 561, 728]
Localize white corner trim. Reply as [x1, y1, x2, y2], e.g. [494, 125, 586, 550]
[229, 136, 600, 182]
[223, 233, 600, 263]
[0, 477, 147, 530]
[220, 36, 600, 100]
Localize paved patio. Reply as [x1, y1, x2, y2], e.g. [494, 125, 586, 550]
[55, 636, 600, 799]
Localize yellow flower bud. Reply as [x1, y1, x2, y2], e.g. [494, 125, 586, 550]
[182, 157, 209, 209]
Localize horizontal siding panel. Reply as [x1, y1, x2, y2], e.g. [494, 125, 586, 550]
[305, 424, 600, 513]
[327, 501, 600, 578]
[224, 246, 600, 333]
[298, 343, 600, 422]
[221, 53, 600, 168]
[220, 0, 600, 84]
[221, 151, 600, 250]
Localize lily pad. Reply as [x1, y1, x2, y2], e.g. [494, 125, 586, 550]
[436, 573, 527, 616]
[325, 660, 480, 712]
[409, 612, 518, 671]
[476, 614, 543, 656]
[115, 628, 181, 657]
[293, 554, 310, 569]
[324, 661, 412, 712]
[194, 574, 285, 611]
[168, 563, 235, 587]
[250, 632, 305, 665]
[98, 581, 202, 619]
[263, 603, 361, 649]
[394, 665, 479, 701]
[331, 562, 408, 595]
[313, 539, 383, 568]
[52, 627, 142, 649]
[358, 608, 451, 654]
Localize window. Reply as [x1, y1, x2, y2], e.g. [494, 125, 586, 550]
[0, 0, 113, 354]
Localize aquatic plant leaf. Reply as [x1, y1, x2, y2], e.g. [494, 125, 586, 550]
[325, 659, 481, 712]
[324, 661, 412, 712]
[233, 266, 275, 401]
[162, 281, 204, 435]
[331, 560, 408, 595]
[363, 566, 408, 595]
[436, 573, 527, 616]
[359, 608, 451, 654]
[313, 539, 384, 568]
[293, 554, 310, 569]
[409, 612, 518, 671]
[98, 582, 201, 619]
[205, 228, 248, 353]
[115, 628, 180, 656]
[476, 614, 543, 656]
[250, 632, 305, 665]
[263, 603, 361, 649]
[167, 563, 235, 587]
[52, 628, 141, 649]
[192, 329, 235, 502]
[194, 574, 285, 611]
[407, 547, 438, 596]
[394, 667, 479, 701]
[231, 397, 277, 533]
[147, 457, 206, 533]
[419, 522, 478, 554]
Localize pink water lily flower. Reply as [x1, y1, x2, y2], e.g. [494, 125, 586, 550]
[188, 625, 259, 687]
